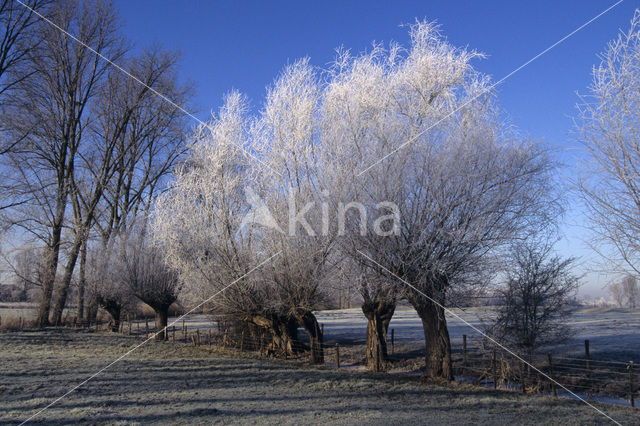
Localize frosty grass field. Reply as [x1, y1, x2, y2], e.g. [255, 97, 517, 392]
[1, 329, 638, 425]
[0, 307, 639, 424]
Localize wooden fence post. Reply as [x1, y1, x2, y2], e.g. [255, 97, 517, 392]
[145, 317, 149, 334]
[500, 353, 505, 388]
[585, 340, 591, 377]
[391, 328, 395, 355]
[548, 353, 557, 397]
[19, 316, 23, 330]
[335, 343, 340, 369]
[629, 361, 635, 408]
[463, 335, 468, 371]
[196, 329, 200, 346]
[172, 326, 175, 342]
[492, 348, 497, 389]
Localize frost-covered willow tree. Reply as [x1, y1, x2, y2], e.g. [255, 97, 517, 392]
[153, 93, 311, 356]
[152, 93, 269, 333]
[154, 65, 335, 362]
[254, 59, 335, 363]
[153, 20, 556, 374]
[577, 11, 640, 276]
[323, 21, 557, 379]
[320, 42, 411, 372]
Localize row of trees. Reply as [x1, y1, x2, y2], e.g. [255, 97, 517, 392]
[0, 0, 188, 328]
[151, 22, 560, 378]
[2, 0, 639, 381]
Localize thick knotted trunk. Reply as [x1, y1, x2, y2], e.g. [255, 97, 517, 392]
[154, 305, 169, 340]
[294, 309, 324, 364]
[362, 299, 396, 372]
[271, 317, 299, 355]
[97, 297, 122, 332]
[413, 300, 452, 380]
[406, 276, 453, 381]
[248, 314, 299, 356]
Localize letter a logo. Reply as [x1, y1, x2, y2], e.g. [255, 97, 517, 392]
[239, 187, 283, 233]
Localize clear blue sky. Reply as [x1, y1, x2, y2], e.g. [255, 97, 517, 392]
[113, 0, 640, 299]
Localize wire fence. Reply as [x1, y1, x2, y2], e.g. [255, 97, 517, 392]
[75, 315, 639, 409]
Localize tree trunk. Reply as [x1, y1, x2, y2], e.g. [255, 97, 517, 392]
[106, 307, 121, 333]
[414, 300, 453, 380]
[271, 316, 299, 355]
[294, 309, 324, 364]
[86, 296, 98, 326]
[97, 297, 122, 332]
[36, 224, 63, 326]
[50, 230, 84, 325]
[75, 238, 87, 323]
[362, 299, 396, 372]
[248, 314, 299, 356]
[154, 305, 169, 340]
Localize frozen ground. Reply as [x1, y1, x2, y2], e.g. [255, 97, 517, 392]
[6, 303, 638, 362]
[1, 329, 638, 425]
[317, 307, 640, 360]
[172, 306, 640, 362]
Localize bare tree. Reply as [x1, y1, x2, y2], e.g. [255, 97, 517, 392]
[0, 0, 47, 93]
[7, 246, 45, 301]
[0, 0, 49, 215]
[577, 10, 640, 277]
[85, 241, 133, 332]
[50, 47, 189, 326]
[621, 275, 639, 308]
[6, 0, 125, 326]
[608, 274, 639, 308]
[492, 241, 579, 357]
[119, 226, 180, 340]
[608, 280, 626, 307]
